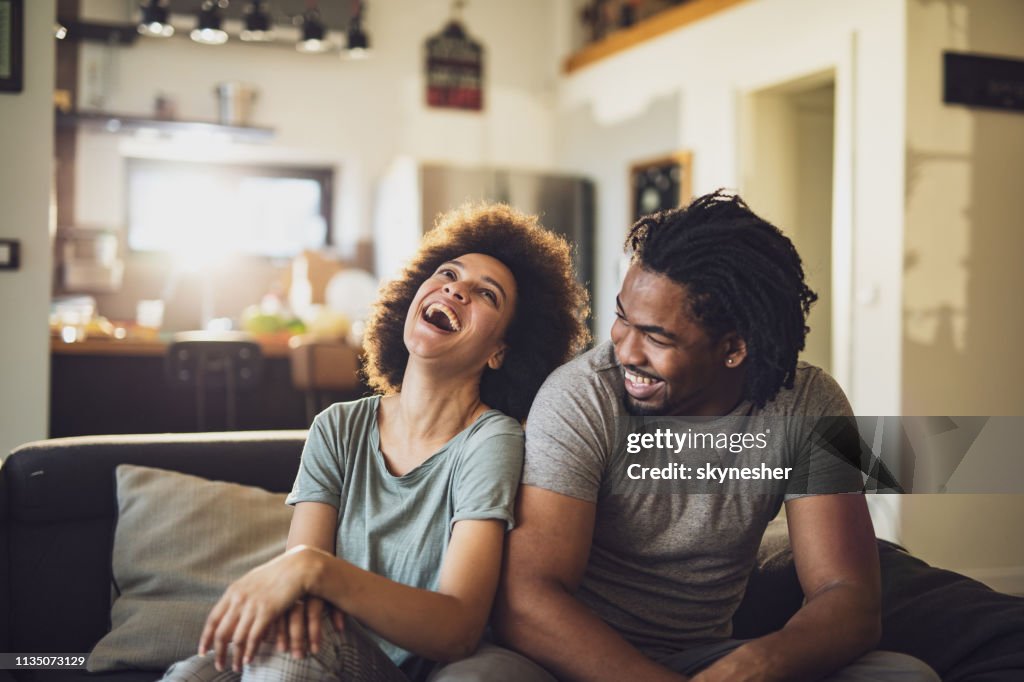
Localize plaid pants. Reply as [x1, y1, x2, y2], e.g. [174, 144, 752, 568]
[162, 616, 408, 682]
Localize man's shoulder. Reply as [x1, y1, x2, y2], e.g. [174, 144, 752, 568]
[535, 341, 622, 405]
[759, 362, 851, 417]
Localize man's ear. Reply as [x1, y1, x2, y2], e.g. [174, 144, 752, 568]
[721, 333, 748, 368]
[487, 345, 507, 370]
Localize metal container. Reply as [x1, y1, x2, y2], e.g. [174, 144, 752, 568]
[215, 82, 258, 126]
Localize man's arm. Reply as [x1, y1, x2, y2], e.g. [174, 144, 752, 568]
[694, 494, 880, 682]
[494, 485, 688, 682]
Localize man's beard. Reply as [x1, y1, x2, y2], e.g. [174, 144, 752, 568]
[622, 393, 667, 417]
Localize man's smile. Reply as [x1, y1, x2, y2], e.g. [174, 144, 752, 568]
[623, 367, 665, 400]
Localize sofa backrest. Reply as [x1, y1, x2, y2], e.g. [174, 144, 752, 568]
[3, 431, 307, 654]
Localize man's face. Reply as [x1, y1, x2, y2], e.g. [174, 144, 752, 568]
[611, 264, 734, 417]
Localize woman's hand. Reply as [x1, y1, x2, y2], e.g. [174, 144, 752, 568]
[198, 545, 331, 672]
[272, 596, 347, 659]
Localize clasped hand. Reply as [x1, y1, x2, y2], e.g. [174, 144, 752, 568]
[198, 545, 342, 672]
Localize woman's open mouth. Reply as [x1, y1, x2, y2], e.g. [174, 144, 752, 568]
[623, 368, 663, 400]
[422, 302, 461, 333]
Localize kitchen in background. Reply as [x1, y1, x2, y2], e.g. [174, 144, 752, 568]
[49, 0, 594, 436]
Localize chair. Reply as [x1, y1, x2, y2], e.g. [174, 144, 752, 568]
[165, 331, 264, 431]
[288, 335, 363, 422]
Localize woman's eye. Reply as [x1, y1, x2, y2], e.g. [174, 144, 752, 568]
[482, 290, 496, 303]
[438, 269, 456, 280]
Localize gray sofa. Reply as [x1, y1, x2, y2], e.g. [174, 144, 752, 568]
[2, 432, 1022, 681]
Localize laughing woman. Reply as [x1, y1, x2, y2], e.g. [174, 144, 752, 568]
[162, 204, 589, 682]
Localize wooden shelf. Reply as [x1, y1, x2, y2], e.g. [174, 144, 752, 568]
[56, 110, 275, 142]
[564, 0, 748, 74]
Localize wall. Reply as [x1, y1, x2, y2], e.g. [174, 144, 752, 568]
[900, 0, 1024, 592]
[552, 0, 907, 418]
[71, 0, 562, 326]
[0, 0, 56, 457]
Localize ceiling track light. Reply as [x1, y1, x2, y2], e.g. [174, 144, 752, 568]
[138, 0, 174, 38]
[191, 0, 229, 45]
[344, 0, 370, 60]
[296, 4, 330, 54]
[240, 0, 274, 42]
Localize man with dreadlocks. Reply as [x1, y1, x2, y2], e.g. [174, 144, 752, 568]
[474, 191, 939, 681]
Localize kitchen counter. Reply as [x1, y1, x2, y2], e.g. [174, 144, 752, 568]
[50, 335, 292, 358]
[49, 334, 364, 437]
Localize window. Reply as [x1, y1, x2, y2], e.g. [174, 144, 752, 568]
[126, 159, 333, 259]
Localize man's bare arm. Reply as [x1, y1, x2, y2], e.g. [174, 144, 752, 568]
[694, 494, 880, 682]
[494, 485, 687, 682]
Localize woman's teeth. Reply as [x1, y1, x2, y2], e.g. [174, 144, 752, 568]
[425, 302, 461, 332]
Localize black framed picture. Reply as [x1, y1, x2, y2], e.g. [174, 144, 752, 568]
[0, 0, 24, 93]
[630, 151, 692, 223]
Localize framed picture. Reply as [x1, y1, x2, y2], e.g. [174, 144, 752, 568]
[629, 151, 692, 223]
[0, 0, 24, 94]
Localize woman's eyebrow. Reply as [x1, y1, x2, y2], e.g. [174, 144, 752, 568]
[442, 259, 508, 303]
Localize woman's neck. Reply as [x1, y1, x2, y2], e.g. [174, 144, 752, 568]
[378, 360, 487, 470]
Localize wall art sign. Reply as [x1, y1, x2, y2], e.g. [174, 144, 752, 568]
[425, 20, 483, 111]
[0, 0, 24, 93]
[630, 151, 693, 223]
[944, 51, 1024, 114]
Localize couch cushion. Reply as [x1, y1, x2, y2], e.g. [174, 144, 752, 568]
[87, 465, 293, 673]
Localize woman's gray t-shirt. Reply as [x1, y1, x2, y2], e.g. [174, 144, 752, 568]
[286, 395, 524, 666]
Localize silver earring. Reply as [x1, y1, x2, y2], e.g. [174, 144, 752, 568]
[726, 359, 733, 366]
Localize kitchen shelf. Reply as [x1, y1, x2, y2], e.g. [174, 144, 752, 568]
[56, 110, 275, 142]
[564, 0, 747, 74]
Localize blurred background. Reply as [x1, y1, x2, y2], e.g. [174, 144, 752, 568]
[1, 0, 1022, 593]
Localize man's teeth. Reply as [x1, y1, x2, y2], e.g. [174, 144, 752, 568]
[426, 302, 461, 331]
[625, 370, 658, 385]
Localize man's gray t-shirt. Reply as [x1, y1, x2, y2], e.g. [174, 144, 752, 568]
[286, 395, 524, 667]
[523, 341, 860, 658]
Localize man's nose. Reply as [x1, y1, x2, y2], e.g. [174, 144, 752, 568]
[615, 327, 645, 368]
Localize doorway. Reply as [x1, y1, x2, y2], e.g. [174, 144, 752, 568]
[740, 73, 836, 374]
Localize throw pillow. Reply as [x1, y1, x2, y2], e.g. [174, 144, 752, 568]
[87, 465, 292, 672]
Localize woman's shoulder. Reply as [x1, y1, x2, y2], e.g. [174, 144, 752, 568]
[310, 395, 381, 437]
[470, 409, 524, 441]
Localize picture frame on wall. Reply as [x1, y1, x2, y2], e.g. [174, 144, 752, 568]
[629, 151, 692, 223]
[0, 0, 24, 94]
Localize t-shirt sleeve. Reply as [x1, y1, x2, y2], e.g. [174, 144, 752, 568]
[784, 369, 865, 500]
[286, 410, 344, 508]
[451, 418, 524, 532]
[521, 366, 611, 503]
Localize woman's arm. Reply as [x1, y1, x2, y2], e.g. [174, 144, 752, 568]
[307, 516, 506, 662]
[202, 516, 506, 669]
[277, 502, 343, 660]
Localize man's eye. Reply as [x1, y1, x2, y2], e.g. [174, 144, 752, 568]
[647, 335, 670, 347]
[482, 290, 496, 303]
[614, 312, 628, 325]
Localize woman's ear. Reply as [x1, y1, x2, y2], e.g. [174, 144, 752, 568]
[487, 345, 507, 370]
[721, 334, 748, 368]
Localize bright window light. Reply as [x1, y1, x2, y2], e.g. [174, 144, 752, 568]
[127, 159, 332, 259]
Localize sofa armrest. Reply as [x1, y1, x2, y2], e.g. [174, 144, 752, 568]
[5, 431, 307, 657]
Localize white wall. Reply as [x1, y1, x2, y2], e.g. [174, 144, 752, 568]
[0, 0, 55, 457]
[553, 0, 907, 418]
[900, 0, 1024, 593]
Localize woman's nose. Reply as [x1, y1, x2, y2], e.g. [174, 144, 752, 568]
[443, 282, 467, 302]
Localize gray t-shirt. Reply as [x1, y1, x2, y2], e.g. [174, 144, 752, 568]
[523, 341, 859, 658]
[286, 395, 524, 666]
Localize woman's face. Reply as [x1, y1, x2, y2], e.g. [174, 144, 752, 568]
[404, 252, 517, 372]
